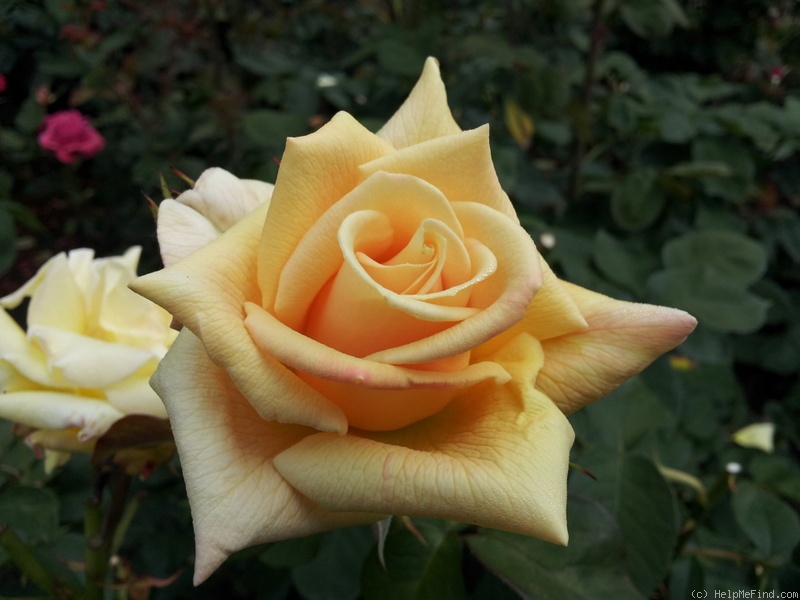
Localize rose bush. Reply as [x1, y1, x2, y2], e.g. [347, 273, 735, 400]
[37, 109, 105, 164]
[131, 58, 697, 584]
[0, 247, 177, 468]
[156, 167, 274, 267]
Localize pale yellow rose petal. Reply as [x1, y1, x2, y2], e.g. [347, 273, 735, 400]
[152, 330, 380, 585]
[0, 309, 58, 388]
[94, 262, 176, 351]
[104, 367, 168, 418]
[274, 333, 572, 544]
[130, 203, 348, 433]
[26, 428, 95, 454]
[245, 302, 511, 430]
[273, 172, 466, 331]
[376, 56, 462, 149]
[537, 282, 698, 414]
[362, 125, 517, 221]
[365, 201, 541, 365]
[28, 325, 153, 389]
[258, 113, 394, 310]
[156, 199, 222, 267]
[0, 391, 124, 441]
[24, 253, 87, 334]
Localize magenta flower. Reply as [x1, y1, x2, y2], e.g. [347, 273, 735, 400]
[38, 109, 105, 164]
[0, 74, 6, 94]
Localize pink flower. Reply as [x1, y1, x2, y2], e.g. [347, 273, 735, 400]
[0, 74, 6, 94]
[38, 109, 105, 164]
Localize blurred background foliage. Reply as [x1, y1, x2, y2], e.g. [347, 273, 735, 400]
[1, 0, 799, 598]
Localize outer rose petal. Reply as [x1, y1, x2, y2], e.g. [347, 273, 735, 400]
[537, 282, 698, 414]
[376, 57, 462, 149]
[0, 391, 125, 442]
[258, 113, 394, 311]
[152, 330, 380, 585]
[156, 200, 221, 267]
[360, 125, 518, 222]
[157, 168, 274, 267]
[244, 302, 510, 430]
[274, 333, 573, 544]
[131, 203, 348, 433]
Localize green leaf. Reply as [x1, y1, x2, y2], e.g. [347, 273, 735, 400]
[0, 487, 59, 544]
[691, 138, 756, 202]
[362, 519, 465, 600]
[291, 526, 374, 600]
[569, 453, 679, 595]
[662, 230, 768, 286]
[593, 230, 659, 296]
[610, 168, 667, 231]
[575, 376, 675, 450]
[732, 482, 800, 565]
[620, 0, 687, 38]
[466, 496, 641, 600]
[241, 110, 308, 147]
[261, 534, 324, 568]
[667, 161, 733, 179]
[647, 266, 770, 334]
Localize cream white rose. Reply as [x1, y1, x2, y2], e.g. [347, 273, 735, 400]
[0, 247, 177, 460]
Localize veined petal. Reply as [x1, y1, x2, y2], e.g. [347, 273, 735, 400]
[376, 57, 462, 149]
[366, 202, 541, 365]
[0, 391, 124, 442]
[537, 282, 698, 414]
[130, 203, 348, 434]
[274, 333, 573, 544]
[258, 113, 394, 311]
[245, 302, 510, 431]
[151, 330, 380, 585]
[361, 126, 517, 222]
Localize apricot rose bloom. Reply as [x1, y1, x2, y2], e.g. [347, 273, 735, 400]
[0, 248, 177, 466]
[131, 58, 697, 584]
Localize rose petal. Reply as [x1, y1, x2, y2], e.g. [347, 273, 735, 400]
[28, 325, 155, 388]
[0, 391, 125, 441]
[23, 253, 87, 334]
[365, 201, 541, 365]
[245, 302, 511, 430]
[537, 282, 698, 414]
[151, 330, 380, 585]
[258, 113, 394, 311]
[273, 333, 572, 544]
[174, 167, 274, 232]
[130, 203, 348, 433]
[361, 125, 518, 222]
[104, 369, 168, 418]
[0, 309, 57, 388]
[273, 172, 467, 332]
[156, 200, 222, 267]
[376, 57, 462, 149]
[473, 258, 589, 360]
